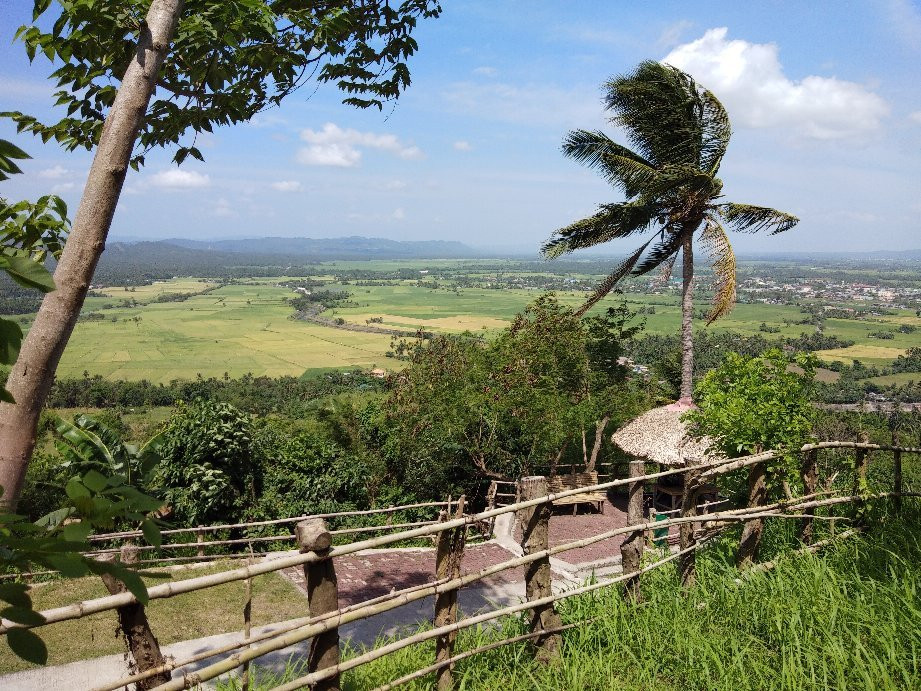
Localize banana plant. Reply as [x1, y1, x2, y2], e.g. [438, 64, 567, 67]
[54, 414, 163, 490]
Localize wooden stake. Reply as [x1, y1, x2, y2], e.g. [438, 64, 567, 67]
[297, 518, 340, 691]
[196, 526, 205, 558]
[679, 468, 700, 587]
[799, 449, 818, 545]
[894, 450, 903, 514]
[433, 496, 466, 691]
[853, 447, 869, 524]
[99, 545, 170, 690]
[621, 459, 644, 601]
[517, 476, 562, 663]
[241, 544, 254, 691]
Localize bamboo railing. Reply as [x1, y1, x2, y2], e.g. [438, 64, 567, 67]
[1, 442, 917, 691]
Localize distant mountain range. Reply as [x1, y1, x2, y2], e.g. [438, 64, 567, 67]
[108, 235, 921, 262]
[159, 236, 479, 259]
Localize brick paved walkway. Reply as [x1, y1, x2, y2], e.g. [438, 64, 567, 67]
[282, 493, 688, 603]
[283, 543, 526, 606]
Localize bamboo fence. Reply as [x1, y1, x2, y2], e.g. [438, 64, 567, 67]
[0, 441, 917, 691]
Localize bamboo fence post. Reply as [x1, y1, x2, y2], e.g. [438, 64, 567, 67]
[853, 447, 870, 524]
[621, 459, 644, 601]
[679, 468, 701, 588]
[297, 518, 340, 691]
[486, 482, 498, 538]
[894, 449, 903, 513]
[99, 545, 170, 690]
[737, 459, 768, 569]
[433, 496, 467, 691]
[645, 507, 656, 548]
[241, 544, 254, 691]
[517, 476, 562, 663]
[196, 526, 205, 558]
[799, 449, 818, 545]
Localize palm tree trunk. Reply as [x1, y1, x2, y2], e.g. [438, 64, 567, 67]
[0, 0, 184, 509]
[679, 234, 694, 403]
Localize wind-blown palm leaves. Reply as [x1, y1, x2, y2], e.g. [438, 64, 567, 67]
[544, 61, 798, 398]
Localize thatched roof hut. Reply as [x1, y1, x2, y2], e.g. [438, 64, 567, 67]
[612, 401, 719, 467]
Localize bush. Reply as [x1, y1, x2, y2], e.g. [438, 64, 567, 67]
[252, 421, 373, 520]
[155, 400, 257, 525]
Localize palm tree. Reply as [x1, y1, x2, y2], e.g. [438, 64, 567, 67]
[543, 61, 798, 403]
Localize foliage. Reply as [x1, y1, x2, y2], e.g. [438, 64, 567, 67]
[892, 347, 921, 373]
[583, 298, 645, 384]
[685, 348, 817, 485]
[5, 0, 441, 168]
[0, 138, 70, 402]
[384, 294, 651, 498]
[0, 469, 164, 664]
[155, 399, 256, 525]
[543, 61, 798, 321]
[252, 420, 374, 520]
[53, 413, 163, 489]
[45, 371, 385, 415]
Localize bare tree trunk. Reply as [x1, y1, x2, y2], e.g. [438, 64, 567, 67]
[586, 415, 609, 473]
[100, 546, 170, 689]
[737, 461, 767, 568]
[621, 459, 645, 601]
[0, 0, 185, 508]
[679, 233, 694, 404]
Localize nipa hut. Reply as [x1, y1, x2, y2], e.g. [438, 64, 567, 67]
[612, 401, 721, 509]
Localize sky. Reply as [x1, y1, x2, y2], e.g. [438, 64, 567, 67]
[1, 0, 919, 255]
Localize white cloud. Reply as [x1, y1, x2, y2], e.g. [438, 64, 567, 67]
[473, 66, 497, 77]
[909, 111, 921, 125]
[663, 28, 889, 140]
[51, 182, 75, 193]
[453, 140, 472, 151]
[296, 123, 423, 167]
[39, 165, 69, 179]
[149, 168, 210, 189]
[271, 180, 302, 192]
[392, 207, 406, 220]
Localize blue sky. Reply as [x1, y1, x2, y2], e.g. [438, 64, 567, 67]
[1, 0, 919, 254]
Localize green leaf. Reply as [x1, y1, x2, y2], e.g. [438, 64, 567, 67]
[0, 255, 55, 292]
[0, 386, 14, 404]
[141, 519, 162, 548]
[43, 553, 88, 578]
[35, 506, 71, 529]
[1, 606, 46, 626]
[61, 521, 91, 543]
[117, 568, 149, 605]
[64, 477, 90, 502]
[6, 628, 48, 665]
[82, 470, 108, 493]
[0, 317, 23, 365]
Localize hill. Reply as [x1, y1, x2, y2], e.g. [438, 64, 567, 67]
[162, 236, 479, 259]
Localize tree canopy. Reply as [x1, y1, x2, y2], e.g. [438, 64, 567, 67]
[384, 295, 651, 498]
[6, 0, 442, 167]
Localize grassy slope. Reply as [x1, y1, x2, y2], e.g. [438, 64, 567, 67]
[332, 510, 920, 690]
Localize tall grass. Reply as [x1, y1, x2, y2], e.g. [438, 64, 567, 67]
[220, 504, 921, 690]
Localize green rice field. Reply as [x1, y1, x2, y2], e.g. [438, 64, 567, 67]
[6, 269, 918, 382]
